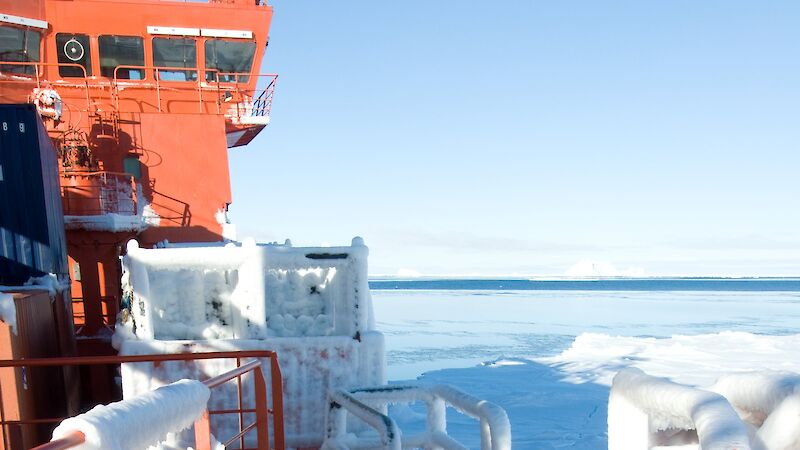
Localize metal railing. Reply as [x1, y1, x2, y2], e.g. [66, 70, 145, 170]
[71, 295, 117, 331]
[0, 61, 92, 111]
[0, 351, 284, 450]
[213, 72, 278, 124]
[324, 385, 511, 450]
[112, 65, 278, 119]
[60, 171, 138, 216]
[608, 368, 750, 450]
[0, 61, 276, 122]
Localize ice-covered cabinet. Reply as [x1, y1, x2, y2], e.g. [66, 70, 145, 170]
[114, 237, 385, 448]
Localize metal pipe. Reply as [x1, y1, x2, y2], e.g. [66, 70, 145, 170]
[0, 350, 277, 368]
[203, 359, 261, 388]
[30, 431, 85, 450]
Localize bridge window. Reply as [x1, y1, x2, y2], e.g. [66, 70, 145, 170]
[0, 25, 41, 75]
[152, 37, 197, 81]
[99, 35, 145, 79]
[204, 39, 256, 83]
[56, 34, 92, 77]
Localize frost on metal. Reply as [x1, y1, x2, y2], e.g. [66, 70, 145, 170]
[116, 237, 384, 448]
[711, 372, 800, 450]
[51, 379, 210, 450]
[609, 367, 800, 450]
[323, 384, 511, 450]
[120, 238, 372, 340]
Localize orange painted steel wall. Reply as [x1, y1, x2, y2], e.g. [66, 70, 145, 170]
[2, 1, 46, 21]
[1, 0, 274, 337]
[136, 113, 232, 242]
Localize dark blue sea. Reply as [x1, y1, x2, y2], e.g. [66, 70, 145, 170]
[369, 278, 800, 291]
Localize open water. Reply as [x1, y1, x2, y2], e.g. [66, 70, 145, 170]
[369, 278, 800, 379]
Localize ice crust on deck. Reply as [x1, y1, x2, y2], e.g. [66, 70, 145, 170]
[52, 379, 210, 450]
[116, 238, 385, 448]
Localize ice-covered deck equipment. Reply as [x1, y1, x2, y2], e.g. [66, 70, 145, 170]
[116, 237, 384, 448]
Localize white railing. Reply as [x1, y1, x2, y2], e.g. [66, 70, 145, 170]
[323, 385, 511, 450]
[49, 379, 211, 449]
[711, 372, 800, 450]
[609, 368, 751, 450]
[325, 390, 402, 450]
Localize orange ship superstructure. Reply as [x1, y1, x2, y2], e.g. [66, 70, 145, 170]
[0, 0, 275, 343]
[0, 0, 279, 435]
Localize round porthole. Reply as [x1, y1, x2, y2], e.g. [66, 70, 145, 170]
[63, 38, 85, 62]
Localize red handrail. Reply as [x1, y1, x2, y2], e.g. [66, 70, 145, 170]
[9, 352, 284, 450]
[29, 431, 85, 450]
[0, 61, 92, 111]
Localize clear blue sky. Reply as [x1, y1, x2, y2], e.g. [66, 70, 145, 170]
[229, 0, 800, 277]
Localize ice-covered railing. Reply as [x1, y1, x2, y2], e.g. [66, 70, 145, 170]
[122, 237, 372, 340]
[43, 379, 210, 450]
[609, 368, 751, 450]
[322, 385, 511, 450]
[607, 367, 800, 450]
[325, 390, 401, 450]
[33, 355, 282, 450]
[711, 372, 800, 450]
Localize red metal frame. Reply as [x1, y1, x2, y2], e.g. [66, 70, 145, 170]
[0, 61, 93, 110]
[0, 351, 284, 450]
[0, 61, 278, 119]
[60, 171, 138, 216]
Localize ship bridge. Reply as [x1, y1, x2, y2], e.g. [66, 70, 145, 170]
[0, 0, 277, 148]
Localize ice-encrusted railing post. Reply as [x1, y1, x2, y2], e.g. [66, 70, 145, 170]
[431, 385, 511, 450]
[323, 390, 402, 450]
[323, 384, 510, 450]
[608, 368, 752, 450]
[711, 372, 800, 450]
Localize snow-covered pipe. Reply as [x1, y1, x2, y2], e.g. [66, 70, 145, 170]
[325, 389, 401, 450]
[342, 384, 510, 450]
[431, 385, 511, 450]
[609, 368, 751, 450]
[712, 372, 800, 450]
[51, 379, 210, 450]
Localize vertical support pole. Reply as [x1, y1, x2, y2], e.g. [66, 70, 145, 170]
[236, 357, 245, 449]
[253, 365, 270, 450]
[325, 399, 347, 442]
[270, 356, 285, 450]
[428, 396, 446, 450]
[0, 382, 8, 450]
[130, 176, 137, 214]
[197, 80, 203, 113]
[155, 69, 162, 113]
[194, 410, 212, 450]
[480, 418, 491, 450]
[607, 393, 649, 450]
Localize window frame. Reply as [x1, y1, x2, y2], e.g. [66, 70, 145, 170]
[203, 38, 257, 83]
[151, 36, 198, 82]
[98, 34, 146, 80]
[55, 33, 92, 78]
[0, 24, 42, 75]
